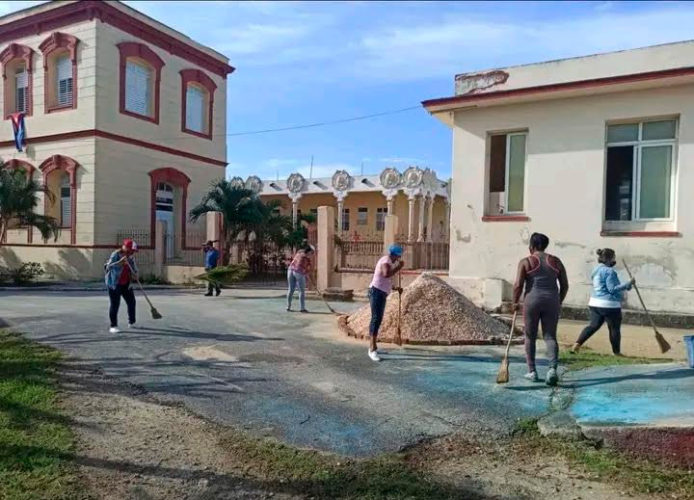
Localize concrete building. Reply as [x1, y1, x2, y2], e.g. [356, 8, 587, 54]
[0, 0, 232, 278]
[245, 167, 450, 242]
[424, 40, 694, 314]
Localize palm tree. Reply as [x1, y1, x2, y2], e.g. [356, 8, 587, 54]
[0, 166, 58, 245]
[189, 180, 263, 259]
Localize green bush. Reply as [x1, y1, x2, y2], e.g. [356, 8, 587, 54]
[0, 262, 45, 285]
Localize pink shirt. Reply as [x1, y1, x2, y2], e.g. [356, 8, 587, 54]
[370, 255, 393, 293]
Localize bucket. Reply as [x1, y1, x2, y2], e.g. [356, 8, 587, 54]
[685, 335, 694, 369]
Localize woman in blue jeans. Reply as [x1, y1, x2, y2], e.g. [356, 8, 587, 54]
[287, 245, 314, 312]
[572, 248, 635, 355]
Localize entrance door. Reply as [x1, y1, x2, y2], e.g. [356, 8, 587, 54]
[155, 182, 175, 259]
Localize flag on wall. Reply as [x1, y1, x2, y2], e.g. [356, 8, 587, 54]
[10, 112, 26, 152]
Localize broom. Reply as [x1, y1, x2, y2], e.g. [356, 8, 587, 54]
[307, 274, 337, 314]
[622, 260, 670, 354]
[395, 272, 403, 346]
[496, 311, 518, 384]
[126, 261, 162, 320]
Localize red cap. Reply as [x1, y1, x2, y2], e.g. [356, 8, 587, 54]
[123, 238, 138, 252]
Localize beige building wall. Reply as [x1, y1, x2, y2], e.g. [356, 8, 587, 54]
[447, 83, 694, 314]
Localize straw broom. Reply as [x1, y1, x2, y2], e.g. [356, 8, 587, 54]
[126, 261, 162, 320]
[496, 311, 518, 384]
[307, 274, 338, 314]
[395, 272, 403, 346]
[622, 260, 671, 354]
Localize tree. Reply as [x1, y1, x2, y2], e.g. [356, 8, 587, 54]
[0, 167, 58, 245]
[189, 180, 263, 258]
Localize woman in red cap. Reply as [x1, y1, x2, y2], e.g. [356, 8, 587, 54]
[104, 238, 139, 333]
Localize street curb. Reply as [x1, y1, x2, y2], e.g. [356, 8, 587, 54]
[0, 285, 203, 292]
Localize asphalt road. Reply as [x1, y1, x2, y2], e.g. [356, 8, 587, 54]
[1, 289, 554, 457]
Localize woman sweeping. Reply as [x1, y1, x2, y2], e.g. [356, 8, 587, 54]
[571, 248, 634, 356]
[286, 244, 314, 313]
[513, 233, 569, 386]
[105, 238, 139, 333]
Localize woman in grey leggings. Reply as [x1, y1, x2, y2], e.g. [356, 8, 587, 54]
[513, 233, 569, 386]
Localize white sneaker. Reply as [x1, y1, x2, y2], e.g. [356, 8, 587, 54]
[109, 327, 121, 334]
[128, 323, 136, 329]
[546, 368, 559, 386]
[368, 349, 381, 362]
[524, 371, 539, 382]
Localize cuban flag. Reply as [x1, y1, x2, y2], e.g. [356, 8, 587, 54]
[10, 112, 26, 152]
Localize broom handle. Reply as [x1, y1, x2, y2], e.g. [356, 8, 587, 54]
[504, 312, 518, 357]
[307, 273, 334, 312]
[622, 260, 658, 333]
[125, 260, 155, 309]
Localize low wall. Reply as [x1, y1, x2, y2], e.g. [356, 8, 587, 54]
[163, 265, 205, 284]
[0, 246, 115, 280]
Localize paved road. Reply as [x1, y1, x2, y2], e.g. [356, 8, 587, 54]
[1, 289, 554, 457]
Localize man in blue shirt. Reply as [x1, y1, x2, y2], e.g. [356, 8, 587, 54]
[203, 240, 221, 297]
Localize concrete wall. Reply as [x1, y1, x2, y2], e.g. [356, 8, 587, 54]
[448, 83, 694, 314]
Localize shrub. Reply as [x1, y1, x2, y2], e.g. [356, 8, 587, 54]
[0, 262, 45, 285]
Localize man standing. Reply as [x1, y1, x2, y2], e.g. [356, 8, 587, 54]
[105, 238, 139, 333]
[368, 244, 404, 362]
[203, 240, 221, 296]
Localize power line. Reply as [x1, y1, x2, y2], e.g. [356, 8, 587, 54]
[224, 105, 422, 137]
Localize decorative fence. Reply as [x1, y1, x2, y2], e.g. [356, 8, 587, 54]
[336, 236, 449, 271]
[229, 240, 292, 287]
[115, 228, 155, 276]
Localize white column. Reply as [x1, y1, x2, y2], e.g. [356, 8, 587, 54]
[444, 201, 451, 240]
[426, 195, 434, 242]
[292, 200, 298, 228]
[407, 196, 416, 243]
[337, 199, 344, 233]
[386, 196, 394, 214]
[417, 195, 425, 242]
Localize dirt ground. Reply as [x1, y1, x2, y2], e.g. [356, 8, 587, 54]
[59, 360, 656, 500]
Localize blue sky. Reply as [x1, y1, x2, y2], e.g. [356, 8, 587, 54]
[3, 1, 694, 181]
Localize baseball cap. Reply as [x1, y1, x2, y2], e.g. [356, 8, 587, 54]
[388, 244, 403, 257]
[123, 238, 138, 252]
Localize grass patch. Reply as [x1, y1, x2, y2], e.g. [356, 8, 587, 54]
[0, 330, 78, 500]
[513, 418, 694, 498]
[559, 348, 667, 371]
[220, 432, 475, 499]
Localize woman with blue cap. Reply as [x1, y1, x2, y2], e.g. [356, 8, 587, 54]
[367, 243, 404, 361]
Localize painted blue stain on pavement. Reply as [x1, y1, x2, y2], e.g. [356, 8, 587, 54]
[568, 364, 694, 426]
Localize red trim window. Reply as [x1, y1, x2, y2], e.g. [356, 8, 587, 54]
[39, 155, 79, 244]
[118, 42, 164, 124]
[180, 69, 216, 139]
[1, 43, 34, 118]
[3, 159, 36, 243]
[148, 168, 191, 249]
[39, 32, 79, 113]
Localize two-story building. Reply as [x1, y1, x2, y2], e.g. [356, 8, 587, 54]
[0, 0, 232, 278]
[424, 40, 694, 314]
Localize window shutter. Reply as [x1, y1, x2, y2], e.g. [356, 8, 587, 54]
[60, 180, 71, 227]
[186, 85, 205, 133]
[15, 68, 28, 113]
[56, 55, 73, 106]
[125, 60, 152, 116]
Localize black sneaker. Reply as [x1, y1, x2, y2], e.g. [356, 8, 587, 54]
[215, 289, 221, 297]
[204, 293, 213, 297]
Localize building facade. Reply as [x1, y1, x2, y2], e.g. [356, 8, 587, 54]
[0, 0, 232, 278]
[424, 40, 694, 314]
[247, 167, 450, 243]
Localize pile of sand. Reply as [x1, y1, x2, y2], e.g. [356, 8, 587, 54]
[338, 273, 511, 345]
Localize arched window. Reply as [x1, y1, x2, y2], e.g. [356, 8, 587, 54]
[1, 43, 34, 117]
[180, 69, 216, 139]
[118, 42, 164, 123]
[39, 32, 79, 112]
[148, 168, 191, 250]
[39, 155, 79, 244]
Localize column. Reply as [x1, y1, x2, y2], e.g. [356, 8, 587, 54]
[316, 205, 335, 292]
[444, 201, 451, 240]
[292, 200, 298, 228]
[386, 196, 394, 215]
[417, 195, 425, 242]
[337, 199, 344, 233]
[407, 196, 416, 242]
[426, 195, 434, 242]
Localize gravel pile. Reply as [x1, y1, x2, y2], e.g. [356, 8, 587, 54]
[338, 273, 510, 345]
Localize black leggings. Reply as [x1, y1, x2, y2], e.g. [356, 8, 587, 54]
[108, 284, 136, 327]
[576, 307, 622, 354]
[369, 287, 388, 337]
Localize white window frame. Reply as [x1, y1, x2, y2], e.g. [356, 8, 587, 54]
[605, 119, 678, 222]
[357, 207, 368, 226]
[15, 66, 28, 114]
[502, 132, 527, 215]
[341, 208, 350, 232]
[125, 59, 153, 117]
[60, 175, 71, 228]
[56, 54, 73, 107]
[376, 207, 387, 231]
